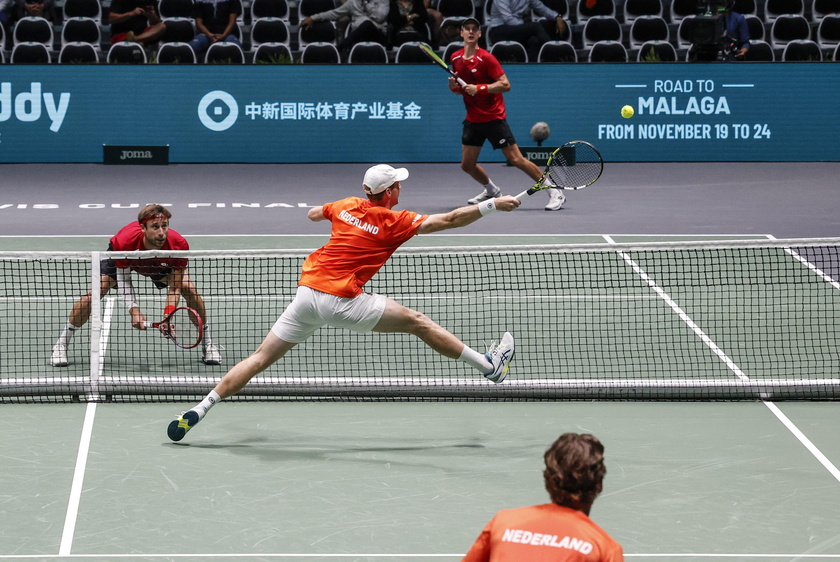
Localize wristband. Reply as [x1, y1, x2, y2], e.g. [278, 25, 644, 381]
[478, 84, 488, 94]
[478, 198, 497, 216]
[164, 305, 176, 317]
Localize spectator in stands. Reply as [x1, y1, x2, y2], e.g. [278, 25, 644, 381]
[462, 432, 624, 562]
[107, 0, 166, 46]
[300, 0, 389, 60]
[486, 0, 567, 62]
[722, 0, 750, 60]
[448, 18, 565, 211]
[188, 0, 243, 60]
[387, 0, 430, 47]
[0, 0, 14, 35]
[14, 0, 60, 26]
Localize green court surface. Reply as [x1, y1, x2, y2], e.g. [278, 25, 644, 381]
[2, 234, 840, 561]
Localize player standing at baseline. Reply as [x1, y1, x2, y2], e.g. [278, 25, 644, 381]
[448, 17, 565, 212]
[167, 165, 517, 441]
[50, 205, 222, 367]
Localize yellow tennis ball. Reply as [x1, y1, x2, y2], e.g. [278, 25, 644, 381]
[621, 105, 634, 119]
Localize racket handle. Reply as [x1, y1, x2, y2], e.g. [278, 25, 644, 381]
[514, 189, 534, 201]
[456, 77, 467, 87]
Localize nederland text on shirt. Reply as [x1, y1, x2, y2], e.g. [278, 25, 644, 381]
[501, 529, 593, 554]
[338, 209, 379, 234]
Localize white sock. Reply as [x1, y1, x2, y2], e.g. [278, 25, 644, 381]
[57, 322, 77, 347]
[203, 323, 214, 346]
[192, 389, 221, 420]
[458, 345, 493, 373]
[484, 179, 501, 195]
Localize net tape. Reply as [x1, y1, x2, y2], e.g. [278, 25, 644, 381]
[2, 238, 839, 402]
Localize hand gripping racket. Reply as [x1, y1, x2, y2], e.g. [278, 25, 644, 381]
[418, 42, 467, 86]
[144, 306, 203, 349]
[515, 140, 604, 201]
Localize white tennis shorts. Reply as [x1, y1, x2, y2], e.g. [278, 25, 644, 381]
[271, 285, 387, 343]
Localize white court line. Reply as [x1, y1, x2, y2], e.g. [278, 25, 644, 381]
[58, 297, 115, 555]
[3, 553, 840, 559]
[603, 234, 840, 486]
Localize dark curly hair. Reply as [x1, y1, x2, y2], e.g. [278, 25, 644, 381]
[543, 433, 606, 515]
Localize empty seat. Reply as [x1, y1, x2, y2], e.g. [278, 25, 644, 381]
[158, 0, 195, 19]
[394, 40, 428, 62]
[669, 0, 698, 23]
[437, 0, 475, 18]
[743, 39, 775, 60]
[252, 42, 293, 62]
[250, 0, 289, 20]
[442, 40, 463, 62]
[11, 41, 52, 63]
[581, 15, 622, 47]
[13, 16, 54, 47]
[587, 39, 627, 61]
[744, 14, 764, 41]
[816, 15, 840, 50]
[781, 38, 823, 59]
[628, 15, 669, 47]
[812, 0, 840, 21]
[107, 41, 147, 63]
[489, 39, 528, 62]
[58, 41, 99, 62]
[204, 40, 245, 63]
[298, 0, 337, 20]
[62, 0, 102, 21]
[250, 17, 290, 47]
[576, 0, 616, 23]
[348, 41, 388, 62]
[637, 39, 677, 60]
[156, 41, 197, 62]
[298, 20, 337, 47]
[163, 17, 196, 42]
[537, 39, 577, 61]
[300, 41, 340, 62]
[61, 17, 101, 47]
[764, 0, 805, 23]
[770, 14, 810, 48]
[732, 0, 757, 15]
[623, 0, 663, 22]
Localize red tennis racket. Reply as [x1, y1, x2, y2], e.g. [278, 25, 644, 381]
[144, 306, 203, 349]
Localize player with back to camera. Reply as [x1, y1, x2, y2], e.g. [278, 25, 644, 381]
[167, 164, 518, 441]
[462, 432, 624, 562]
[448, 17, 566, 212]
[50, 204, 222, 367]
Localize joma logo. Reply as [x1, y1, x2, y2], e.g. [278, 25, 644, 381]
[120, 150, 154, 160]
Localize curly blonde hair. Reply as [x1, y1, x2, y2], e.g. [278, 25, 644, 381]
[543, 433, 606, 515]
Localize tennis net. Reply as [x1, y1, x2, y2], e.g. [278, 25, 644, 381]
[2, 238, 839, 402]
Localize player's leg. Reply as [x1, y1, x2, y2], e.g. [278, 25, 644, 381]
[372, 297, 514, 382]
[51, 274, 115, 367]
[461, 123, 503, 204]
[170, 271, 222, 365]
[502, 143, 565, 211]
[167, 331, 297, 441]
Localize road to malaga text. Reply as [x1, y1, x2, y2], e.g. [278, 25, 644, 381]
[598, 79, 772, 141]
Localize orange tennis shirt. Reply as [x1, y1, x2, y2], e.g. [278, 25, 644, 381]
[462, 504, 624, 562]
[299, 197, 428, 298]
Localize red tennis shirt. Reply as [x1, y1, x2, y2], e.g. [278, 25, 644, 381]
[110, 222, 189, 277]
[450, 48, 507, 123]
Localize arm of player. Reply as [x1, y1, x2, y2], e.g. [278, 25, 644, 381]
[417, 196, 519, 234]
[308, 206, 326, 222]
[460, 73, 511, 97]
[116, 268, 146, 330]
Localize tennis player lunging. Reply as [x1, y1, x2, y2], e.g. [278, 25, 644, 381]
[50, 205, 222, 367]
[449, 17, 565, 212]
[462, 433, 624, 561]
[167, 164, 518, 441]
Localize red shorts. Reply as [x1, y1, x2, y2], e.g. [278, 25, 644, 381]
[110, 26, 154, 44]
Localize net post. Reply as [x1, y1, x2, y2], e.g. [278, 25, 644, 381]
[88, 252, 102, 401]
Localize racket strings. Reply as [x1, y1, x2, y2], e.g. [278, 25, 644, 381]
[547, 143, 603, 189]
[166, 308, 202, 349]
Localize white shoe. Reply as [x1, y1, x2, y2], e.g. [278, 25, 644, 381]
[545, 188, 565, 211]
[51, 344, 69, 367]
[467, 189, 501, 205]
[484, 332, 514, 383]
[202, 342, 222, 365]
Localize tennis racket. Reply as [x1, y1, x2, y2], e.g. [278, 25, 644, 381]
[418, 42, 467, 86]
[144, 306, 203, 349]
[515, 140, 603, 201]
